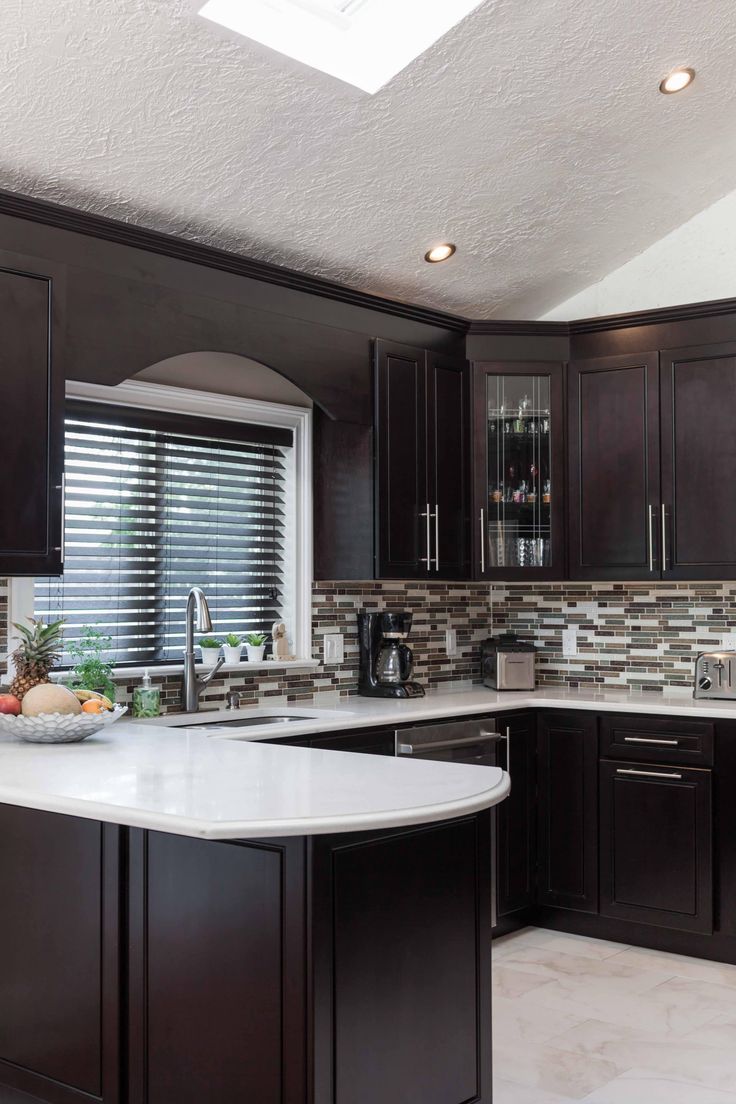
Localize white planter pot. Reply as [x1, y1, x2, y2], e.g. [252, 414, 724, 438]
[245, 644, 266, 663]
[223, 645, 243, 665]
[200, 646, 222, 666]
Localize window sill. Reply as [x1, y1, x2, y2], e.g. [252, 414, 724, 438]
[50, 659, 322, 682]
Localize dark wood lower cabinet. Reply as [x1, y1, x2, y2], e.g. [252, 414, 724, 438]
[496, 711, 536, 918]
[537, 712, 599, 913]
[599, 759, 713, 934]
[0, 806, 120, 1104]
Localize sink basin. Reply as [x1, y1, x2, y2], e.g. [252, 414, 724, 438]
[175, 714, 314, 729]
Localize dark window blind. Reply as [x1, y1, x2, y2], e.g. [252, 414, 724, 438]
[35, 401, 293, 666]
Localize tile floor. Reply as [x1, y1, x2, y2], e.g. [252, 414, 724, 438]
[492, 927, 736, 1102]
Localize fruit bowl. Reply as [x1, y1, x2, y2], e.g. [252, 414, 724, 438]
[0, 704, 128, 743]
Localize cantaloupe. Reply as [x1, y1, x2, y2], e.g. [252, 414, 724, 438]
[21, 684, 83, 717]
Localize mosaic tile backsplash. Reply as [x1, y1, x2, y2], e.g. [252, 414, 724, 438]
[2, 577, 733, 710]
[493, 582, 735, 692]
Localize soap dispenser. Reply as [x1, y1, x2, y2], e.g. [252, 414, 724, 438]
[132, 669, 161, 719]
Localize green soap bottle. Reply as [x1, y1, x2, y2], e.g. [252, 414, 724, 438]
[132, 670, 161, 719]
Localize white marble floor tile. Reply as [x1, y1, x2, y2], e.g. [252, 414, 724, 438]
[492, 995, 585, 1050]
[494, 1040, 620, 1100]
[493, 1077, 572, 1103]
[579, 1069, 736, 1103]
[492, 944, 674, 997]
[494, 926, 629, 962]
[647, 975, 736, 1020]
[492, 964, 556, 1000]
[607, 945, 736, 989]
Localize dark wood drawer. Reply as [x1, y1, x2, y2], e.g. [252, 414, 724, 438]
[600, 713, 714, 767]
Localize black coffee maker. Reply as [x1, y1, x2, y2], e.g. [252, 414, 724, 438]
[357, 610, 425, 698]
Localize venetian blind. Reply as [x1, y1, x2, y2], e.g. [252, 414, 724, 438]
[35, 400, 293, 666]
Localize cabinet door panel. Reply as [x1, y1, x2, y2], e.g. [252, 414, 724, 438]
[374, 340, 427, 577]
[0, 806, 120, 1104]
[0, 259, 64, 575]
[537, 712, 598, 912]
[426, 352, 469, 578]
[568, 353, 660, 580]
[473, 361, 565, 580]
[600, 760, 712, 933]
[497, 711, 537, 917]
[661, 343, 736, 578]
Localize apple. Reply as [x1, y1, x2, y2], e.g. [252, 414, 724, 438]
[0, 694, 21, 715]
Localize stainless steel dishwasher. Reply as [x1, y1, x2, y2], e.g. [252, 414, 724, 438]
[396, 717, 506, 927]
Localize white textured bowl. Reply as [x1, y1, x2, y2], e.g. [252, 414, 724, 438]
[0, 704, 128, 743]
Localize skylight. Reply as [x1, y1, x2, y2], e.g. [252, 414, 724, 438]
[198, 0, 485, 94]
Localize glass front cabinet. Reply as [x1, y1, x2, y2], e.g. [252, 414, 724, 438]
[473, 361, 565, 579]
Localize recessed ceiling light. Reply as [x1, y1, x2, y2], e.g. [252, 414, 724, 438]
[424, 243, 456, 264]
[198, 0, 485, 94]
[659, 67, 695, 94]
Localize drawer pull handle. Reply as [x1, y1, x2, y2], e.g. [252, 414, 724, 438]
[616, 768, 682, 780]
[623, 736, 679, 746]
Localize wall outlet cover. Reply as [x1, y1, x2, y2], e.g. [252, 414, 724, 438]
[445, 628, 457, 657]
[722, 633, 736, 650]
[561, 628, 578, 657]
[323, 633, 344, 664]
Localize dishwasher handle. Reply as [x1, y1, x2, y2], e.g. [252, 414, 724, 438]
[397, 731, 500, 755]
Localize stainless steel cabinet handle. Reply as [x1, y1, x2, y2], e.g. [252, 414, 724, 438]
[480, 508, 485, 573]
[623, 736, 678, 746]
[53, 475, 66, 563]
[648, 504, 655, 571]
[419, 503, 431, 570]
[661, 503, 668, 571]
[434, 503, 440, 572]
[500, 725, 510, 772]
[616, 768, 682, 780]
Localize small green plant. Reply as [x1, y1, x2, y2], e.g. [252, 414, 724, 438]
[245, 632, 266, 647]
[224, 633, 243, 647]
[199, 637, 223, 649]
[67, 626, 116, 701]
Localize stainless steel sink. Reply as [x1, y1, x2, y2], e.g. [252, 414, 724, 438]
[175, 714, 314, 728]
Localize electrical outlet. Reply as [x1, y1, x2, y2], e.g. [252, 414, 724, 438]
[722, 633, 736, 650]
[445, 629, 457, 657]
[561, 629, 578, 657]
[323, 633, 344, 664]
[576, 602, 597, 619]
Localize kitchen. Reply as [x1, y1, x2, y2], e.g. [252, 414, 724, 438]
[2, 2, 736, 1102]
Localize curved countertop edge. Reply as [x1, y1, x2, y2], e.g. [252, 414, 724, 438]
[0, 770, 510, 840]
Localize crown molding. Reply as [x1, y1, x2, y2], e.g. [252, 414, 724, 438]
[0, 188, 469, 334]
[467, 319, 569, 336]
[569, 296, 736, 334]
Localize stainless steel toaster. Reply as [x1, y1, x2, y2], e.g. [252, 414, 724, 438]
[481, 634, 536, 691]
[694, 651, 736, 699]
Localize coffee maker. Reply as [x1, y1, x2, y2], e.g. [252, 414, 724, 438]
[357, 610, 425, 698]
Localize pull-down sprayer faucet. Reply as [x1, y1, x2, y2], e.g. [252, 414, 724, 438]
[182, 587, 224, 712]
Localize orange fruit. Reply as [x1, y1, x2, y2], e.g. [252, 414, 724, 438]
[81, 699, 105, 714]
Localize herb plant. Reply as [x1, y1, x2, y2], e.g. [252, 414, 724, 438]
[67, 626, 116, 701]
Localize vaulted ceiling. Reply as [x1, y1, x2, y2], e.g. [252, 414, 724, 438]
[2, 0, 736, 318]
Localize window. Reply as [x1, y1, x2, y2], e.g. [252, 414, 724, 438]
[25, 382, 312, 669]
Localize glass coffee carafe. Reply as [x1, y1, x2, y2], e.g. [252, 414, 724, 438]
[375, 639, 415, 685]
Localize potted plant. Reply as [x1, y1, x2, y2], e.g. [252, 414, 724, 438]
[223, 633, 244, 665]
[67, 626, 117, 702]
[244, 632, 267, 663]
[199, 637, 223, 665]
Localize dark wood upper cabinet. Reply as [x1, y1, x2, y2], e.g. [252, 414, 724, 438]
[599, 759, 713, 934]
[0, 254, 65, 576]
[472, 361, 565, 580]
[660, 342, 736, 579]
[374, 340, 468, 579]
[568, 352, 660, 580]
[537, 711, 599, 913]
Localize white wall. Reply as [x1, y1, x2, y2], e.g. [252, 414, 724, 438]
[541, 188, 736, 320]
[136, 352, 312, 407]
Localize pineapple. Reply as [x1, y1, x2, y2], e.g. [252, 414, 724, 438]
[9, 618, 65, 700]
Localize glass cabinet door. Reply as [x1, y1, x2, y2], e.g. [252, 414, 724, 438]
[475, 364, 563, 577]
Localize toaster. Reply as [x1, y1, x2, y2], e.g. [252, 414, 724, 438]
[694, 651, 736, 699]
[481, 633, 536, 691]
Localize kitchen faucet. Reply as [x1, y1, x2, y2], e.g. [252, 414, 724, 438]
[182, 586, 224, 712]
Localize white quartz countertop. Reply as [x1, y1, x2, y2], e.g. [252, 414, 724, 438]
[0, 723, 509, 840]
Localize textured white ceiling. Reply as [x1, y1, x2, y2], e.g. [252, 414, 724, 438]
[2, 0, 736, 318]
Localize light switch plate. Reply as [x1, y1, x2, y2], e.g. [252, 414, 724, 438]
[561, 629, 578, 657]
[722, 633, 736, 650]
[323, 633, 344, 664]
[445, 629, 457, 657]
[576, 602, 597, 619]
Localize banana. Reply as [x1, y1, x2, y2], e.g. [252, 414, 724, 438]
[73, 689, 114, 710]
